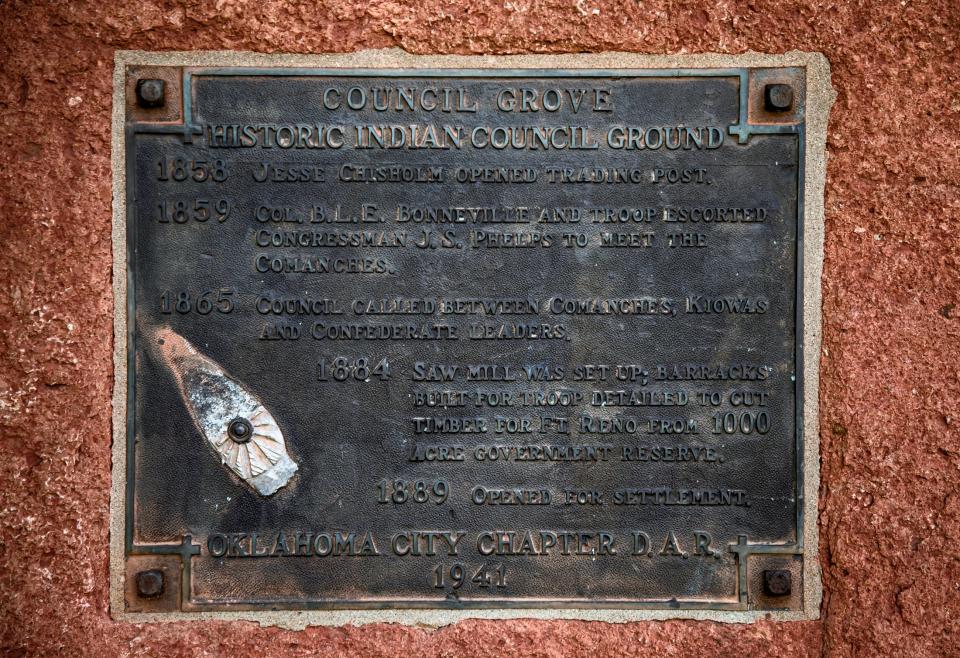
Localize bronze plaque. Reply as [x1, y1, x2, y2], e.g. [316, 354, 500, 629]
[113, 53, 825, 621]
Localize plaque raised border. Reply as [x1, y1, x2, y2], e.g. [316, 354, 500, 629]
[110, 49, 833, 626]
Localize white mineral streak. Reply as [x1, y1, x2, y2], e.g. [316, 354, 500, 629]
[147, 327, 297, 495]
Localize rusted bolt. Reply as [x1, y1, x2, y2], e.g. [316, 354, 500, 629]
[135, 569, 164, 598]
[228, 417, 253, 444]
[764, 83, 793, 112]
[763, 569, 792, 596]
[136, 79, 165, 108]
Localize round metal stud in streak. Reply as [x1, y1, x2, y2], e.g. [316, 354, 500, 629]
[227, 417, 253, 444]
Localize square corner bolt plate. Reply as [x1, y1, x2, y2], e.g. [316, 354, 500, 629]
[113, 54, 823, 621]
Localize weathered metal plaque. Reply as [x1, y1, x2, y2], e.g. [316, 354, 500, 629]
[112, 52, 827, 622]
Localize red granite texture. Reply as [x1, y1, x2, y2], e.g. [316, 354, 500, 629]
[1, 1, 958, 656]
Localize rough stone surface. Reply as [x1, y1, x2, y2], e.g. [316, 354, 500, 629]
[0, 1, 957, 657]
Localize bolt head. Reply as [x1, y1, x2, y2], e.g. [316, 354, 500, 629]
[228, 417, 253, 443]
[136, 79, 165, 108]
[135, 569, 164, 598]
[764, 83, 794, 112]
[763, 569, 792, 596]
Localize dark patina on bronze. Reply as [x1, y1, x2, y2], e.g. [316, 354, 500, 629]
[120, 64, 810, 614]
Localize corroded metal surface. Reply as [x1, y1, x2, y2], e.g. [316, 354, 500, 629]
[122, 65, 809, 613]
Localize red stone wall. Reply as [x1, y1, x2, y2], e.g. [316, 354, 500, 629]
[1, 1, 957, 656]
